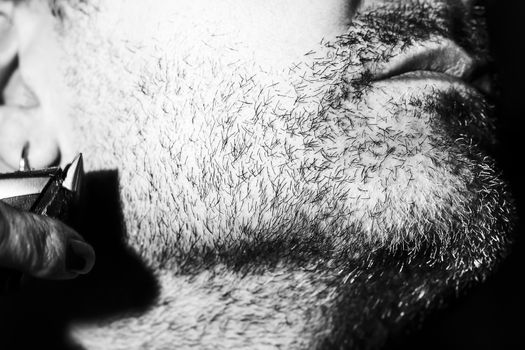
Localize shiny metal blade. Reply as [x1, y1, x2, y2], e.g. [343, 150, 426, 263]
[0, 176, 51, 200]
[62, 154, 84, 193]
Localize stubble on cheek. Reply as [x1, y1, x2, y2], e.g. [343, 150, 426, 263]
[56, 2, 516, 348]
[59, 0, 512, 277]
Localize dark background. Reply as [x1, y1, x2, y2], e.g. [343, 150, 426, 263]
[389, 1, 524, 348]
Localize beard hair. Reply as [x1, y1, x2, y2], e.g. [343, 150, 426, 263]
[59, 2, 514, 348]
[61, 1, 512, 271]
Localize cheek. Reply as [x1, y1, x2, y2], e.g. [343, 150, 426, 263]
[57, 37, 133, 171]
[56, 6, 181, 172]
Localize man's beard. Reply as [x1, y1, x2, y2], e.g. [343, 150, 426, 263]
[62, 1, 511, 272]
[59, 2, 514, 348]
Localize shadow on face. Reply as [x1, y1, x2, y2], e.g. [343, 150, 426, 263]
[0, 171, 159, 349]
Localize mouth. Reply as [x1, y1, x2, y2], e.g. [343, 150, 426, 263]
[368, 36, 494, 98]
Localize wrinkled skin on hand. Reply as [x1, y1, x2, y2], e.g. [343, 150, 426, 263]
[0, 0, 516, 349]
[0, 201, 94, 280]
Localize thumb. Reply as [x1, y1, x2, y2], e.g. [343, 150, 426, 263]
[0, 202, 95, 279]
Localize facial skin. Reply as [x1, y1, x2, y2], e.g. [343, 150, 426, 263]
[0, 0, 514, 348]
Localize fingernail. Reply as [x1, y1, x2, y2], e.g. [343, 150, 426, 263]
[66, 240, 94, 274]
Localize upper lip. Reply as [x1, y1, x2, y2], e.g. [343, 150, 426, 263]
[368, 36, 493, 96]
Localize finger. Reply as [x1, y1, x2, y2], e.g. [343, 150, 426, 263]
[0, 202, 95, 279]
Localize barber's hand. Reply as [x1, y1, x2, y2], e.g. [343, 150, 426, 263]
[0, 202, 95, 280]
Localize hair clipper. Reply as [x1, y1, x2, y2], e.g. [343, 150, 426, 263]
[0, 150, 84, 293]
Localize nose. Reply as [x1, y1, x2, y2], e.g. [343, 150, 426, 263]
[0, 67, 61, 172]
[0, 8, 60, 172]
